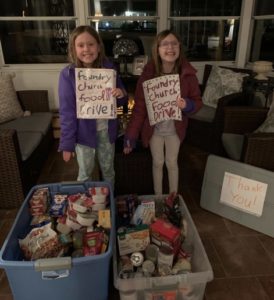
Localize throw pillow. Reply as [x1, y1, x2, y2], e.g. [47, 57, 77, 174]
[0, 73, 24, 123]
[202, 66, 248, 108]
[202, 66, 223, 108]
[254, 100, 274, 133]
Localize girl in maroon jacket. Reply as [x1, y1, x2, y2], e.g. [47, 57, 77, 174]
[124, 29, 202, 195]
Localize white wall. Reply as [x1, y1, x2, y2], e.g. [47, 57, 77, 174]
[0, 61, 239, 110]
[2, 64, 65, 110]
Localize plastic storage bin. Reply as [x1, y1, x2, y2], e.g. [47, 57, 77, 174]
[0, 181, 114, 300]
[113, 195, 213, 300]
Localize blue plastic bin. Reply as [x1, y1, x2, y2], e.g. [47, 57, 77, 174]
[0, 181, 115, 300]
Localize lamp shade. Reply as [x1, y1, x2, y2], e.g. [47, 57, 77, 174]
[253, 61, 273, 80]
[113, 38, 139, 57]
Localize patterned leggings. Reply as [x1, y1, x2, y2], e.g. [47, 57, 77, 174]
[75, 129, 115, 188]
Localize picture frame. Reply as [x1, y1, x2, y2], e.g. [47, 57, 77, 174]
[132, 55, 148, 75]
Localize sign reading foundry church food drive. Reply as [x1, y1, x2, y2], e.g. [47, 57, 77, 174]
[143, 74, 182, 126]
[76, 68, 117, 119]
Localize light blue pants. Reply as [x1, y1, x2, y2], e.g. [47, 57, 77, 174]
[75, 129, 115, 188]
[149, 134, 180, 195]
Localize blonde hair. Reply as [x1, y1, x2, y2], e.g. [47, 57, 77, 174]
[151, 29, 184, 76]
[68, 25, 106, 68]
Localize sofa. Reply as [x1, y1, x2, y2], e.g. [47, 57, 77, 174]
[186, 64, 253, 155]
[222, 106, 274, 171]
[0, 74, 53, 208]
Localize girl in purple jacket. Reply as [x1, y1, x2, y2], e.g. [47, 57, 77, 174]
[58, 26, 128, 188]
[124, 29, 202, 195]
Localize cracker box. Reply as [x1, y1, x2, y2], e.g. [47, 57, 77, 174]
[117, 224, 150, 256]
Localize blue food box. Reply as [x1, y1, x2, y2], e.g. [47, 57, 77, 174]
[0, 181, 115, 300]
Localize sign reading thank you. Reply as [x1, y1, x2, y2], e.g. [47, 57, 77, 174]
[220, 172, 268, 217]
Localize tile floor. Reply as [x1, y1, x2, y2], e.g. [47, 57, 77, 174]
[1, 141, 274, 300]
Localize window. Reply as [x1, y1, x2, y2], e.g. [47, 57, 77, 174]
[0, 0, 158, 64]
[88, 0, 157, 59]
[1, 0, 272, 66]
[0, 20, 75, 63]
[254, 0, 274, 15]
[89, 0, 157, 16]
[250, 0, 274, 64]
[169, 0, 242, 61]
[170, 0, 241, 16]
[0, 1, 74, 16]
[0, 0, 75, 64]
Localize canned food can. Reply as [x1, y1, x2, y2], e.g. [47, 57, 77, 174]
[171, 257, 192, 275]
[72, 230, 83, 249]
[130, 252, 144, 267]
[145, 244, 159, 264]
[158, 245, 174, 268]
[158, 263, 172, 276]
[119, 255, 134, 279]
[142, 259, 155, 276]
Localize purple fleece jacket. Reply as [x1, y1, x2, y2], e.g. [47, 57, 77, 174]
[58, 61, 128, 152]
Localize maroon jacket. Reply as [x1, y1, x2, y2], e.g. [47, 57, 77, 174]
[125, 59, 202, 148]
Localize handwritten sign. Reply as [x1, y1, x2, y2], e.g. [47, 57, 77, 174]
[76, 68, 117, 119]
[220, 172, 268, 217]
[143, 74, 182, 125]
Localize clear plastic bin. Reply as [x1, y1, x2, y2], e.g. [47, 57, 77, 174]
[113, 195, 213, 300]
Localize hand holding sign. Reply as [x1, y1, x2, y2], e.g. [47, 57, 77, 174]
[111, 87, 125, 99]
[123, 140, 133, 155]
[176, 96, 186, 110]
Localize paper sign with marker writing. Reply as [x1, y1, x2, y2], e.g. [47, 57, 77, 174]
[76, 68, 117, 119]
[220, 172, 268, 217]
[143, 74, 182, 125]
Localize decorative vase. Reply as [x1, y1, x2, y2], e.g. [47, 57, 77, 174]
[253, 61, 273, 80]
[112, 38, 139, 76]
